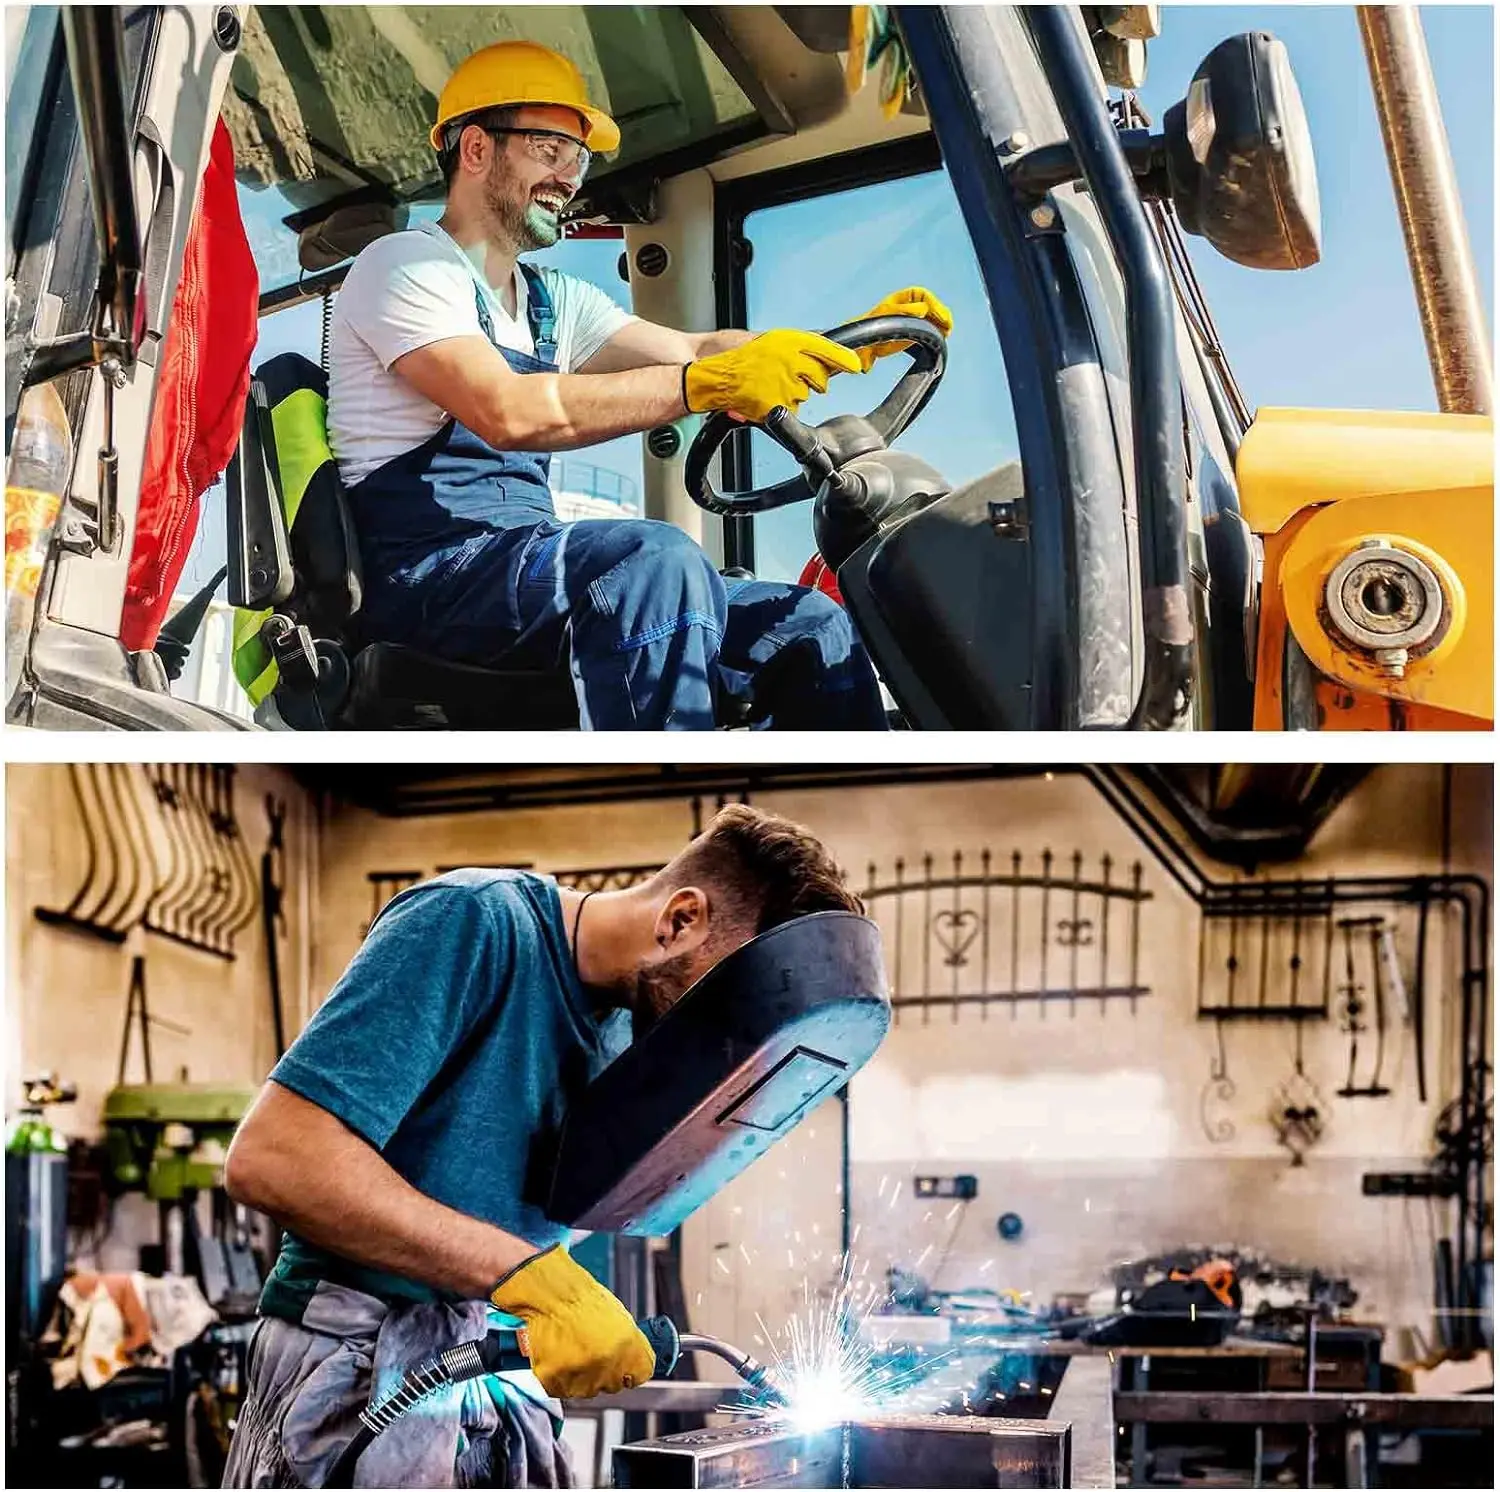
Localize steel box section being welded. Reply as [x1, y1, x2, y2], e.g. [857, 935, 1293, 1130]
[534, 912, 890, 1235]
[612, 1414, 1072, 1488]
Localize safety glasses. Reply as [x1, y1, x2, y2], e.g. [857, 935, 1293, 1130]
[485, 126, 593, 181]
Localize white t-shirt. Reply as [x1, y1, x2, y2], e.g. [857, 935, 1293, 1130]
[327, 220, 636, 487]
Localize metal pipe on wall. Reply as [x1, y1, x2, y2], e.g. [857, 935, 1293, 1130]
[1356, 5, 1494, 415]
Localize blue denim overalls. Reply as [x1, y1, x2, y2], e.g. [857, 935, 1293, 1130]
[345, 257, 886, 730]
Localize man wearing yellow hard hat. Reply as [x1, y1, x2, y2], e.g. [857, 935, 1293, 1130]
[324, 40, 951, 731]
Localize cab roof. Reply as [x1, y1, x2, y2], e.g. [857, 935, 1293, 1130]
[229, 4, 929, 295]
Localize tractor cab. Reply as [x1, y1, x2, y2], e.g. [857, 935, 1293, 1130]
[5, 5, 1492, 730]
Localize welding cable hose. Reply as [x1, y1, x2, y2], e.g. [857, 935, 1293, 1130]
[322, 1319, 791, 1486]
[323, 1317, 681, 1487]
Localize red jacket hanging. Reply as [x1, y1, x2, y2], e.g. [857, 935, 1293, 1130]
[120, 117, 258, 652]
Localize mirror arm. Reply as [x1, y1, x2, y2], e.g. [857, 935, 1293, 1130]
[1006, 130, 1167, 199]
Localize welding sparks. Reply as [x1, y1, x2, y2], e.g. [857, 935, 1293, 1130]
[715, 1255, 731, 1275]
[740, 1242, 754, 1266]
[745, 1253, 957, 1431]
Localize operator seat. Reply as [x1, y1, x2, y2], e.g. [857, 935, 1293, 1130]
[227, 353, 578, 729]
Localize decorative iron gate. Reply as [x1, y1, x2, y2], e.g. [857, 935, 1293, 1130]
[860, 849, 1151, 1020]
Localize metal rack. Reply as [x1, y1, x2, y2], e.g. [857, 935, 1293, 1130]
[35, 764, 257, 960]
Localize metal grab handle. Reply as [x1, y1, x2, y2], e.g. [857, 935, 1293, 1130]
[1026, 7, 1194, 729]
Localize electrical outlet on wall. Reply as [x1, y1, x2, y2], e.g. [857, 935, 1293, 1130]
[914, 1174, 978, 1200]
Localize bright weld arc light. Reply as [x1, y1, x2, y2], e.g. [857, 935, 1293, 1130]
[747, 1254, 957, 1430]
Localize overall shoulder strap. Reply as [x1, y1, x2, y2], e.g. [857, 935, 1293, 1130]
[518, 263, 559, 365]
[471, 279, 497, 346]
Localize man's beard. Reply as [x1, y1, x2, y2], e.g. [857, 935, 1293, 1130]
[485, 159, 563, 252]
[628, 948, 701, 1036]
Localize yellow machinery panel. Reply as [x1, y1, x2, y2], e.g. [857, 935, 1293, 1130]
[1240, 407, 1493, 729]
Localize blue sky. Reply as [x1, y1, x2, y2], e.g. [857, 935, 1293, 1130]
[1139, 4, 1493, 413]
[209, 5, 1494, 591]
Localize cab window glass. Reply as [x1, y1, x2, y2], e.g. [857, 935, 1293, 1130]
[5, 6, 61, 240]
[743, 168, 1018, 582]
[522, 232, 644, 519]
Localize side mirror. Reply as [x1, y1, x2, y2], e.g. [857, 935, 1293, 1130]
[1163, 32, 1321, 270]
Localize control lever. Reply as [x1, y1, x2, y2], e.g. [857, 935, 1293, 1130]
[764, 406, 857, 498]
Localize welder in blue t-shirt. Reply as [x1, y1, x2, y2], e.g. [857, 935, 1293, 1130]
[222, 804, 862, 1487]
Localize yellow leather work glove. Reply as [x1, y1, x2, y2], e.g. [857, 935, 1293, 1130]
[490, 1245, 655, 1400]
[853, 286, 954, 371]
[685, 329, 862, 423]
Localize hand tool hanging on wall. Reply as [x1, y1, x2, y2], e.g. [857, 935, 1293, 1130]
[1411, 897, 1430, 1103]
[143, 764, 256, 959]
[38, 764, 261, 959]
[261, 797, 288, 1058]
[215, 765, 262, 950]
[117, 944, 190, 1086]
[34, 764, 155, 943]
[1337, 917, 1393, 1098]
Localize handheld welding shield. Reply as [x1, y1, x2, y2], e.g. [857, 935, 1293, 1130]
[532, 911, 890, 1234]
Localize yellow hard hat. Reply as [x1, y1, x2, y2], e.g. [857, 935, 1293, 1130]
[430, 41, 620, 155]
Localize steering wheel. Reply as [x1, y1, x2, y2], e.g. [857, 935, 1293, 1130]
[683, 315, 948, 516]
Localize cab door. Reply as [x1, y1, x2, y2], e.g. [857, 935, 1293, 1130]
[8, 5, 241, 727]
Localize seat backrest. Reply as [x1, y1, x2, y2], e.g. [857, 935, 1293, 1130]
[229, 353, 362, 705]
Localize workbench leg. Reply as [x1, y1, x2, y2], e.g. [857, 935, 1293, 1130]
[1130, 1356, 1150, 1487]
[1253, 1427, 1263, 1488]
[1344, 1427, 1369, 1489]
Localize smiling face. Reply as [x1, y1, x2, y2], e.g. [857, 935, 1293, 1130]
[477, 103, 588, 251]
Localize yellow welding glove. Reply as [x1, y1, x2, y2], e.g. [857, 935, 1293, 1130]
[490, 1245, 655, 1400]
[684, 329, 862, 423]
[853, 286, 954, 371]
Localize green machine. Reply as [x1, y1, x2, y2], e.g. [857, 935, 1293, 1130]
[102, 1083, 263, 1313]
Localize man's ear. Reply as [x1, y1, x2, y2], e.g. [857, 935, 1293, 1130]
[656, 886, 710, 950]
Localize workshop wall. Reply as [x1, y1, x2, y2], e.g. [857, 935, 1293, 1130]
[309, 766, 1488, 1373]
[5, 763, 318, 1269]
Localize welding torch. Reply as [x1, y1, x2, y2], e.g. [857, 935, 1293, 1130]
[323, 1315, 785, 1487]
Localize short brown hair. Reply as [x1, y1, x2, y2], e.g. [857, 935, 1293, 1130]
[662, 804, 863, 938]
[437, 104, 521, 188]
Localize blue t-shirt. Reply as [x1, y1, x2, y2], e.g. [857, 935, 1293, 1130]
[259, 870, 630, 1322]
